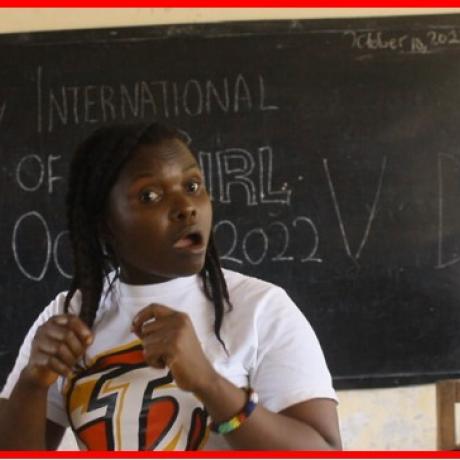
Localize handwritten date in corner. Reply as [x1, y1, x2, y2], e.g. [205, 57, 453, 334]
[344, 28, 460, 55]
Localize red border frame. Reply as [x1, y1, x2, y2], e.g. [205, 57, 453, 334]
[0, 3, 459, 7]
[1, 4, 459, 457]
[0, 452, 460, 458]
[0, 450, 460, 459]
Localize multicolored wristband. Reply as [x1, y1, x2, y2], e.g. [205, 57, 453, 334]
[210, 388, 258, 435]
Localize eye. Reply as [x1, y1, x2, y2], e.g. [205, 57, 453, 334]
[186, 179, 201, 193]
[139, 189, 161, 203]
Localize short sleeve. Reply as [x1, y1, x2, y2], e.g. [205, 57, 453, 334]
[250, 287, 337, 413]
[0, 292, 72, 427]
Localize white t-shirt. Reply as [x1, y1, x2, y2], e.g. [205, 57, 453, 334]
[1, 269, 336, 450]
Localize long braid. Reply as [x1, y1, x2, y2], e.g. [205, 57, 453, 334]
[201, 235, 232, 349]
[64, 123, 231, 348]
[63, 127, 140, 325]
[64, 133, 109, 326]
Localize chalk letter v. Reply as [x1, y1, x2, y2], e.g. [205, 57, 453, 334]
[323, 156, 387, 260]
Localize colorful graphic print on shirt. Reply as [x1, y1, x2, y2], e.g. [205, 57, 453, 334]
[64, 340, 209, 450]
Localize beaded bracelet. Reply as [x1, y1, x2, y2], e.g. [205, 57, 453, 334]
[210, 388, 258, 435]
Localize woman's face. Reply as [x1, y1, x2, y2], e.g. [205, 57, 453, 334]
[104, 138, 212, 285]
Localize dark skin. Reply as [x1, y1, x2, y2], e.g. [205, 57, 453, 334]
[0, 139, 341, 450]
[0, 315, 92, 449]
[103, 139, 213, 284]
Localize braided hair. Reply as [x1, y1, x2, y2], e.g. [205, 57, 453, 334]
[63, 122, 231, 347]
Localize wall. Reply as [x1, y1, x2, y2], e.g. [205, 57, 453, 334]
[1, 7, 459, 450]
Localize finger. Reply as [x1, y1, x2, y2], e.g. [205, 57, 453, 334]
[145, 354, 167, 369]
[132, 304, 175, 336]
[52, 314, 71, 326]
[140, 331, 171, 369]
[142, 330, 171, 350]
[138, 312, 185, 340]
[65, 315, 94, 346]
[143, 346, 168, 369]
[50, 315, 93, 345]
[49, 356, 72, 377]
[34, 353, 72, 377]
[138, 317, 169, 337]
[37, 339, 76, 368]
[47, 327, 85, 359]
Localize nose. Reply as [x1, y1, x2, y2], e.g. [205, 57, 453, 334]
[169, 195, 197, 223]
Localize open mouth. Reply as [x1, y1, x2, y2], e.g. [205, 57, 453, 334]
[173, 231, 204, 250]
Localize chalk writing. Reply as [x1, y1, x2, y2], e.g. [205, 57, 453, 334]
[11, 211, 71, 281]
[426, 29, 460, 46]
[216, 148, 257, 205]
[11, 144, 460, 282]
[15, 153, 64, 194]
[323, 156, 387, 262]
[16, 155, 44, 192]
[13, 152, 69, 279]
[345, 30, 408, 51]
[214, 217, 322, 266]
[242, 227, 269, 265]
[268, 221, 294, 262]
[345, 28, 460, 54]
[197, 146, 291, 206]
[12, 211, 51, 281]
[37, 67, 279, 132]
[214, 220, 242, 265]
[411, 37, 428, 54]
[53, 230, 72, 278]
[292, 217, 322, 263]
[436, 152, 460, 269]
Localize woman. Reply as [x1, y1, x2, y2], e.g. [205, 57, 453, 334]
[0, 123, 341, 450]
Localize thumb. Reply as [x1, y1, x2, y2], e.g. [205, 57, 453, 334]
[131, 303, 176, 336]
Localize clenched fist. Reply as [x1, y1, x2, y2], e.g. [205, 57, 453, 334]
[21, 314, 93, 388]
[132, 304, 218, 394]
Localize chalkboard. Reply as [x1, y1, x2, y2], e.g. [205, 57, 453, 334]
[1, 14, 460, 391]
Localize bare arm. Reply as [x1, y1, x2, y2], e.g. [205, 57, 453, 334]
[134, 304, 342, 450]
[197, 374, 341, 450]
[0, 393, 65, 450]
[0, 314, 92, 450]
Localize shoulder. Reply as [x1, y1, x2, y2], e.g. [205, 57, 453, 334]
[223, 269, 286, 300]
[37, 290, 82, 321]
[38, 276, 116, 325]
[222, 269, 296, 320]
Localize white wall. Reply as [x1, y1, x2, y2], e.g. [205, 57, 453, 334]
[2, 7, 458, 450]
[1, 8, 459, 33]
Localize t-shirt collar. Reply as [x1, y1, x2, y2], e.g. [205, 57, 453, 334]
[117, 274, 199, 300]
